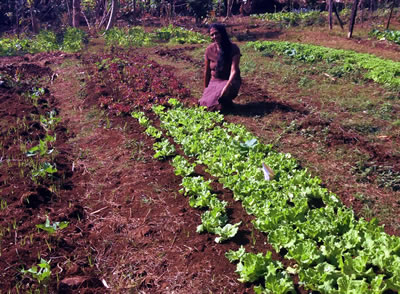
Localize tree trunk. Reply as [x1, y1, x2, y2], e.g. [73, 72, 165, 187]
[333, 2, 344, 30]
[328, 0, 333, 30]
[360, 0, 364, 27]
[347, 0, 360, 38]
[226, 0, 233, 17]
[30, 5, 40, 33]
[386, 0, 396, 30]
[16, 0, 21, 38]
[72, 0, 81, 27]
[105, 0, 119, 31]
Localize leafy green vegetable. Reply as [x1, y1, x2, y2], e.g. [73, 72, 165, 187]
[215, 222, 241, 243]
[153, 138, 176, 159]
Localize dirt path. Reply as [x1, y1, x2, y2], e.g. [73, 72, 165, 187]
[47, 53, 252, 293]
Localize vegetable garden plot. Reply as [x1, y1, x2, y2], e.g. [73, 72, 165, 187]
[0, 60, 100, 293]
[247, 40, 400, 90]
[132, 100, 400, 293]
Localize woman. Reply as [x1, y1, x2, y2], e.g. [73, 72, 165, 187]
[199, 23, 241, 111]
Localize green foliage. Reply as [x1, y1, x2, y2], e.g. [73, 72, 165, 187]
[153, 104, 400, 292]
[0, 28, 86, 56]
[32, 162, 58, 179]
[26, 135, 55, 157]
[247, 40, 400, 90]
[36, 217, 69, 234]
[171, 155, 196, 177]
[40, 110, 61, 131]
[153, 25, 210, 44]
[131, 111, 151, 127]
[145, 125, 163, 139]
[252, 10, 326, 27]
[62, 27, 87, 52]
[369, 29, 400, 45]
[21, 259, 51, 284]
[153, 138, 176, 159]
[226, 247, 295, 293]
[214, 222, 241, 243]
[196, 203, 228, 234]
[30, 30, 58, 52]
[104, 27, 153, 48]
[0, 37, 30, 56]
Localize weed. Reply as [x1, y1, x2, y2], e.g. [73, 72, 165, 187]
[0, 198, 7, 210]
[241, 59, 257, 74]
[378, 102, 393, 120]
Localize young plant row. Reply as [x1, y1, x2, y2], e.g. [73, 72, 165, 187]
[247, 40, 400, 90]
[146, 99, 400, 293]
[104, 25, 209, 48]
[0, 81, 69, 291]
[369, 29, 400, 45]
[0, 27, 87, 56]
[251, 10, 326, 27]
[90, 53, 191, 112]
[132, 108, 240, 244]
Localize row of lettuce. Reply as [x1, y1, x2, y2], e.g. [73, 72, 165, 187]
[247, 40, 400, 90]
[132, 100, 399, 293]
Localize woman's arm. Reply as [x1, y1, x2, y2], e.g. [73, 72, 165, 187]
[204, 57, 211, 88]
[220, 54, 240, 97]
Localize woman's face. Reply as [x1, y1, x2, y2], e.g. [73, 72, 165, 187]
[210, 28, 221, 44]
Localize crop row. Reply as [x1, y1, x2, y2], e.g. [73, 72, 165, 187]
[104, 25, 209, 48]
[251, 10, 328, 27]
[0, 74, 71, 290]
[132, 106, 295, 293]
[369, 29, 400, 45]
[0, 27, 87, 56]
[88, 52, 191, 112]
[247, 40, 400, 90]
[135, 99, 400, 293]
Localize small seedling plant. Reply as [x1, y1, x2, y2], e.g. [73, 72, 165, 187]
[21, 258, 51, 286]
[36, 217, 69, 234]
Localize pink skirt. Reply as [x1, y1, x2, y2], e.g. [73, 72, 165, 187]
[199, 78, 241, 110]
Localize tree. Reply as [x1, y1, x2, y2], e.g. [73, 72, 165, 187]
[386, 0, 397, 30]
[187, 0, 212, 23]
[105, 0, 118, 30]
[72, 0, 81, 27]
[348, 0, 360, 38]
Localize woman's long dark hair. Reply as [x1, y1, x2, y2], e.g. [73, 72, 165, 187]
[209, 23, 232, 78]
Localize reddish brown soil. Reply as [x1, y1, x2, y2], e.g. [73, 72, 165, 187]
[1, 16, 400, 294]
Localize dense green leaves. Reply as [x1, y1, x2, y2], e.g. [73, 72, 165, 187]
[0, 28, 87, 56]
[150, 101, 400, 292]
[369, 29, 400, 45]
[247, 40, 400, 90]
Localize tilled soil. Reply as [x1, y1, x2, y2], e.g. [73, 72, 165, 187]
[1, 17, 400, 294]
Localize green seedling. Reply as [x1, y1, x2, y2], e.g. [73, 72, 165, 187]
[40, 110, 61, 131]
[21, 258, 51, 285]
[26, 134, 56, 157]
[31, 162, 57, 179]
[36, 217, 69, 234]
[0, 198, 7, 210]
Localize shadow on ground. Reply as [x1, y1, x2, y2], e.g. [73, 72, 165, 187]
[222, 100, 300, 116]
